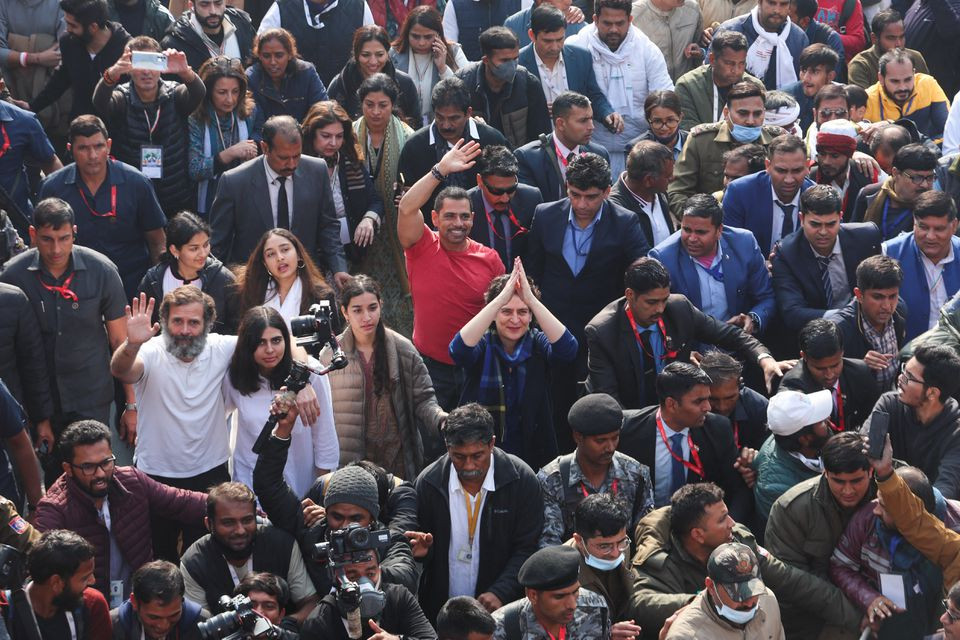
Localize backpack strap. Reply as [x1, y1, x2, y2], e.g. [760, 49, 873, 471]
[558, 456, 581, 540]
[500, 601, 524, 640]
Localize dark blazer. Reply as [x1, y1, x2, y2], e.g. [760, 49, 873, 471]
[517, 43, 614, 121]
[732, 386, 769, 450]
[850, 181, 916, 240]
[413, 448, 543, 622]
[608, 175, 675, 249]
[466, 183, 542, 269]
[619, 405, 753, 522]
[809, 163, 879, 222]
[515, 133, 610, 203]
[584, 296, 768, 410]
[722, 170, 817, 255]
[771, 222, 882, 331]
[779, 358, 881, 432]
[831, 298, 908, 362]
[209, 156, 347, 273]
[649, 226, 776, 332]
[525, 199, 650, 349]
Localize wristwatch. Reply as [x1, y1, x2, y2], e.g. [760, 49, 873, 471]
[124, 403, 138, 412]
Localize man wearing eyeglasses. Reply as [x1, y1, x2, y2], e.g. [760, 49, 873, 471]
[34, 420, 207, 606]
[853, 143, 939, 240]
[467, 145, 542, 270]
[859, 344, 960, 500]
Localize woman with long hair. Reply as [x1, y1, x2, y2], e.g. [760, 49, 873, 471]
[319, 275, 445, 479]
[225, 305, 339, 497]
[301, 100, 385, 268]
[188, 56, 262, 216]
[328, 25, 421, 128]
[233, 228, 340, 333]
[352, 73, 415, 335]
[246, 28, 329, 122]
[450, 259, 578, 470]
[390, 6, 467, 126]
[138, 211, 238, 333]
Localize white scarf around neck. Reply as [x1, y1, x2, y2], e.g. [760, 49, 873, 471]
[585, 24, 636, 117]
[745, 6, 797, 88]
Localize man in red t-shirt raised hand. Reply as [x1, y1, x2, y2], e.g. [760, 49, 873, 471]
[398, 140, 506, 422]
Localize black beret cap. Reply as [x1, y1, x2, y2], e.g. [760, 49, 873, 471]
[518, 545, 581, 590]
[568, 393, 624, 436]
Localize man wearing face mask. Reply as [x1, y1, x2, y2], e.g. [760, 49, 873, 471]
[663, 543, 784, 639]
[668, 81, 785, 220]
[179, 482, 318, 625]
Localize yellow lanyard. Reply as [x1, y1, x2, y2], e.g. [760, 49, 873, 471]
[463, 489, 485, 546]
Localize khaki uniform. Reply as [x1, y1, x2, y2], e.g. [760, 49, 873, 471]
[664, 588, 785, 639]
[666, 120, 784, 220]
[0, 497, 38, 551]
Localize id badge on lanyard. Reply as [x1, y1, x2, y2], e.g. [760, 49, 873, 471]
[141, 106, 163, 179]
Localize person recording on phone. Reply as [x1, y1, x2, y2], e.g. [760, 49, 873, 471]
[859, 344, 960, 500]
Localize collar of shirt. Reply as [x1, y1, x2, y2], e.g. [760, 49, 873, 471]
[808, 234, 842, 260]
[448, 454, 497, 496]
[481, 190, 498, 214]
[619, 174, 655, 209]
[533, 46, 564, 75]
[303, 0, 339, 19]
[263, 155, 288, 185]
[567, 452, 623, 489]
[659, 414, 689, 439]
[64, 158, 125, 189]
[860, 311, 895, 345]
[555, 136, 579, 161]
[567, 201, 603, 229]
[771, 183, 801, 211]
[921, 242, 956, 269]
[690, 237, 722, 267]
[429, 118, 480, 146]
[27, 246, 85, 276]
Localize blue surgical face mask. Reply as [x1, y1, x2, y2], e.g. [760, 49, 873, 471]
[730, 123, 762, 143]
[489, 59, 518, 82]
[584, 550, 624, 572]
[712, 587, 758, 625]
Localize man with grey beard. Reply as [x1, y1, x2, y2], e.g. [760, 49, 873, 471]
[110, 286, 237, 561]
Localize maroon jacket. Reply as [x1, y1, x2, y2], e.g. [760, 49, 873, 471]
[34, 466, 207, 596]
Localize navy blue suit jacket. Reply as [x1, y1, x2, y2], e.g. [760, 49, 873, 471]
[466, 183, 543, 269]
[722, 170, 817, 256]
[526, 198, 650, 349]
[515, 133, 610, 203]
[517, 43, 614, 121]
[649, 226, 777, 331]
[771, 222, 882, 330]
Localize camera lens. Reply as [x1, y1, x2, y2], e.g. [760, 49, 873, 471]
[347, 527, 370, 548]
[289, 315, 315, 338]
[197, 611, 241, 640]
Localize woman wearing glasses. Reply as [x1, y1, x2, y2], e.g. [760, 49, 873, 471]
[188, 56, 263, 216]
[449, 260, 577, 470]
[633, 90, 687, 163]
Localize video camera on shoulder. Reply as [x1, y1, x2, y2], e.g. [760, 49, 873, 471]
[313, 523, 390, 568]
[197, 595, 278, 640]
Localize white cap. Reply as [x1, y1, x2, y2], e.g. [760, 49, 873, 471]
[767, 389, 833, 436]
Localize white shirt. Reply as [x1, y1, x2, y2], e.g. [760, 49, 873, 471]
[534, 47, 568, 106]
[769, 184, 801, 246]
[133, 333, 237, 477]
[258, 0, 375, 34]
[264, 157, 295, 227]
[442, 0, 533, 42]
[943, 88, 960, 157]
[447, 456, 496, 598]
[161, 265, 201, 295]
[264, 277, 304, 328]
[620, 176, 671, 245]
[653, 415, 689, 507]
[921, 244, 955, 330]
[223, 372, 339, 500]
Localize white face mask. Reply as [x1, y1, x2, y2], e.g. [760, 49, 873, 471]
[583, 550, 624, 572]
[712, 586, 758, 625]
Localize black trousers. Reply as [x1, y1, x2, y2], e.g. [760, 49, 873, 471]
[147, 463, 230, 562]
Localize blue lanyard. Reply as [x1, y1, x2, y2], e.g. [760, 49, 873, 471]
[882, 199, 911, 238]
[695, 257, 724, 282]
[879, 93, 916, 122]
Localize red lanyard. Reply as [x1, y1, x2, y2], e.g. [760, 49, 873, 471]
[834, 382, 845, 432]
[624, 306, 678, 361]
[144, 105, 162, 141]
[732, 419, 741, 450]
[0, 123, 9, 159]
[656, 409, 704, 478]
[555, 140, 577, 168]
[546, 627, 567, 640]
[37, 271, 78, 302]
[77, 183, 117, 219]
[580, 478, 618, 498]
[485, 206, 528, 240]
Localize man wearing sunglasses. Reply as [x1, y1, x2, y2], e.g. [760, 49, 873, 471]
[34, 420, 207, 607]
[467, 145, 542, 270]
[853, 143, 939, 240]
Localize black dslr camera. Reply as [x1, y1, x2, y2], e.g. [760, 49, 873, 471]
[197, 595, 279, 640]
[0, 544, 25, 590]
[314, 523, 391, 568]
[290, 301, 345, 363]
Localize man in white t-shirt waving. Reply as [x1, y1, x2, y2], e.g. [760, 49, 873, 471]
[110, 287, 238, 562]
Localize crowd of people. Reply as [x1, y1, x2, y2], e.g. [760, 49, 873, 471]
[4, 0, 960, 637]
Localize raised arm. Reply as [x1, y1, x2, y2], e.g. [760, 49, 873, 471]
[458, 265, 520, 347]
[110, 294, 159, 385]
[397, 139, 481, 249]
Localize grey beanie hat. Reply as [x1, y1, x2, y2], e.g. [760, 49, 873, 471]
[324, 466, 381, 520]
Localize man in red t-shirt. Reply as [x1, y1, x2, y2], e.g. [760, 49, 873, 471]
[398, 140, 506, 419]
[1, 529, 112, 639]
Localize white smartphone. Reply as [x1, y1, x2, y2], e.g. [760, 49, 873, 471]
[131, 51, 167, 71]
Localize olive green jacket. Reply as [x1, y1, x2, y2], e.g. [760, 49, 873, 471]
[674, 64, 764, 131]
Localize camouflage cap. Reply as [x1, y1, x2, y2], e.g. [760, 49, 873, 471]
[707, 542, 765, 603]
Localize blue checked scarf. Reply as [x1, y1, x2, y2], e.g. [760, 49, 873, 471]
[478, 329, 534, 447]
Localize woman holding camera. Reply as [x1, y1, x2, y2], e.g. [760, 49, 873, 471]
[232, 229, 340, 334]
[450, 259, 578, 470]
[138, 212, 238, 333]
[319, 275, 445, 479]
[224, 305, 339, 499]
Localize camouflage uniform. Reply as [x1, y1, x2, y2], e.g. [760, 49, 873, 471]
[493, 588, 611, 640]
[0, 497, 37, 551]
[537, 451, 654, 548]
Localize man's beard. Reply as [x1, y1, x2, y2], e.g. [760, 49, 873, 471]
[77, 474, 112, 499]
[212, 530, 256, 562]
[162, 327, 209, 360]
[53, 586, 83, 612]
[68, 29, 94, 46]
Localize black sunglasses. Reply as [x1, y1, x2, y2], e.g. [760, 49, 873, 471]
[481, 178, 518, 196]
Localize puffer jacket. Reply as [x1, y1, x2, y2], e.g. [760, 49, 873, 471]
[629, 505, 861, 640]
[753, 434, 821, 525]
[33, 467, 207, 598]
[161, 7, 256, 71]
[829, 495, 960, 613]
[318, 326, 445, 480]
[137, 257, 238, 334]
[664, 588, 784, 639]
